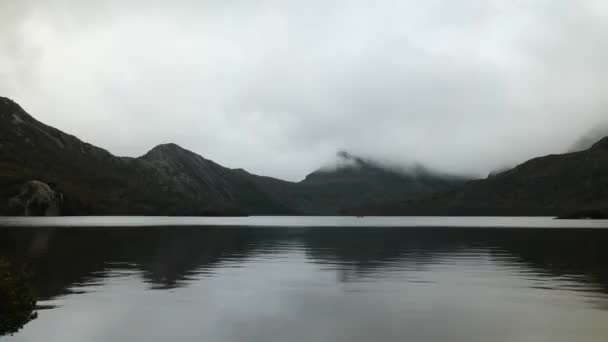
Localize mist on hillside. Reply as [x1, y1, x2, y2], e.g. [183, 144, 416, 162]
[569, 121, 608, 152]
[2, 1, 608, 181]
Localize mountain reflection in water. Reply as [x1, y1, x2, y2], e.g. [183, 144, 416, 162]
[1, 225, 608, 342]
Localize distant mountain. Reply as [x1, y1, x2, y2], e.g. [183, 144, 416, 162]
[281, 151, 468, 214]
[0, 97, 464, 216]
[202, 151, 469, 215]
[353, 137, 608, 217]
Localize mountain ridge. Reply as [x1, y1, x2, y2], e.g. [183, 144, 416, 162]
[350, 138, 608, 217]
[4, 96, 606, 217]
[0, 97, 464, 216]
[0, 97, 290, 215]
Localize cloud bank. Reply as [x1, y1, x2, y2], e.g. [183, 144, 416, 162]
[2, 0, 608, 180]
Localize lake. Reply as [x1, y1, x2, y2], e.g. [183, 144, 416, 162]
[1, 217, 608, 342]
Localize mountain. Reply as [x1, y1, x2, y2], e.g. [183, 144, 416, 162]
[181, 151, 468, 215]
[280, 151, 467, 214]
[5, 96, 608, 218]
[0, 97, 289, 216]
[353, 137, 608, 217]
[0, 97, 463, 216]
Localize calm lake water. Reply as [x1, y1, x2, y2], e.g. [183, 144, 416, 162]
[2, 217, 608, 342]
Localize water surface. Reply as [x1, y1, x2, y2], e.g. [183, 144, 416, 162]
[1, 217, 608, 341]
[2, 215, 608, 228]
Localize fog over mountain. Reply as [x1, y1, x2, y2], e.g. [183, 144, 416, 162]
[570, 121, 608, 152]
[2, 1, 608, 180]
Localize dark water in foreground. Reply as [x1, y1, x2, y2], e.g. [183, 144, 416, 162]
[2, 217, 608, 342]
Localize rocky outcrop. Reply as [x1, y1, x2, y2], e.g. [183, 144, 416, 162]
[8, 181, 62, 216]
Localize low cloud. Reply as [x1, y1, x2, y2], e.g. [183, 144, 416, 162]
[1, 0, 608, 180]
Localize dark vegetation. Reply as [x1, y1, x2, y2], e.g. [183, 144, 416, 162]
[558, 208, 608, 219]
[0, 257, 37, 336]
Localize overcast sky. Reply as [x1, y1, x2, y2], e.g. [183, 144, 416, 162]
[2, 0, 608, 181]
